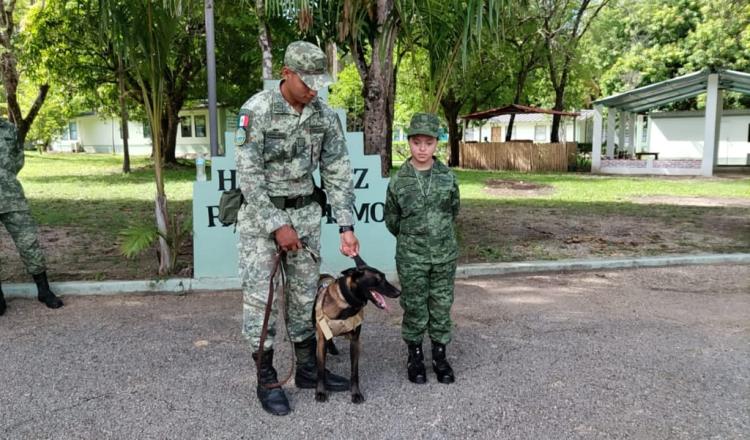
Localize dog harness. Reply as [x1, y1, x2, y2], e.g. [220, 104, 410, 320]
[315, 278, 364, 341]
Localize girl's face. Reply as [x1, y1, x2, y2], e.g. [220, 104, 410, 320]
[408, 135, 437, 168]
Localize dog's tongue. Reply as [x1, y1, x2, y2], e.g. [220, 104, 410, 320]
[371, 291, 389, 311]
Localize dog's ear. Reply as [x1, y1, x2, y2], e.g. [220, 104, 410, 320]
[352, 255, 368, 268]
[341, 267, 358, 277]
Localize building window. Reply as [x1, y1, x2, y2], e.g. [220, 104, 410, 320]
[180, 116, 193, 137]
[62, 122, 78, 141]
[143, 122, 151, 138]
[534, 125, 546, 141]
[194, 115, 207, 137]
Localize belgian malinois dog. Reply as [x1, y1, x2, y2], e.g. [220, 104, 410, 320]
[314, 256, 400, 403]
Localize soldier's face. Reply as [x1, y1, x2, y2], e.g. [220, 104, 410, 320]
[408, 135, 437, 166]
[281, 67, 317, 106]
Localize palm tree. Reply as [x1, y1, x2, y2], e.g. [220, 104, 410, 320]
[99, 0, 186, 274]
[265, 0, 511, 174]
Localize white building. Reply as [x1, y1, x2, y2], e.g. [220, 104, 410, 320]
[51, 106, 233, 157]
[462, 111, 594, 144]
[647, 109, 750, 165]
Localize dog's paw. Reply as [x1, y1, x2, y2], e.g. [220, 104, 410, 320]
[351, 393, 365, 404]
[315, 392, 328, 402]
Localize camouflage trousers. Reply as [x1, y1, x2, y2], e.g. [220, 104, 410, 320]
[237, 202, 320, 352]
[0, 210, 46, 276]
[397, 259, 457, 345]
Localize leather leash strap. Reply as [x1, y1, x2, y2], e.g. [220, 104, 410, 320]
[255, 251, 295, 390]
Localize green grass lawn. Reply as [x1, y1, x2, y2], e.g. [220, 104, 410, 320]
[5, 152, 749, 280]
[18, 152, 750, 235]
[19, 152, 196, 232]
[455, 168, 750, 202]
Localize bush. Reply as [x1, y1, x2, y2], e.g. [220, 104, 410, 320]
[569, 152, 592, 172]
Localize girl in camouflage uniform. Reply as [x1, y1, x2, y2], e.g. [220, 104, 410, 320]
[385, 113, 460, 384]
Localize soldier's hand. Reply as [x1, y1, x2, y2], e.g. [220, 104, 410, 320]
[274, 225, 302, 252]
[339, 231, 360, 257]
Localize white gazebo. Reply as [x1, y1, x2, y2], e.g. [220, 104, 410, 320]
[592, 69, 750, 176]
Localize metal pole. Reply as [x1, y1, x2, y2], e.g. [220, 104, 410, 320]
[205, 0, 219, 157]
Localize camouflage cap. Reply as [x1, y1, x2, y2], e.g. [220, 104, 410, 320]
[284, 41, 333, 91]
[407, 112, 440, 139]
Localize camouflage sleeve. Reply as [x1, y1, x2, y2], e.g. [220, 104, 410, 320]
[2, 122, 23, 175]
[384, 176, 400, 236]
[235, 104, 291, 235]
[319, 109, 354, 226]
[451, 173, 460, 220]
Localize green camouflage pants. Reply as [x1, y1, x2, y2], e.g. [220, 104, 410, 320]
[398, 259, 457, 345]
[0, 210, 46, 276]
[237, 202, 320, 352]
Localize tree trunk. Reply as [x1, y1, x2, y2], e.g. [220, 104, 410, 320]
[440, 91, 462, 167]
[505, 114, 516, 141]
[349, 0, 398, 177]
[159, 107, 180, 165]
[326, 41, 338, 82]
[550, 88, 565, 143]
[0, 52, 49, 149]
[118, 56, 131, 173]
[256, 0, 273, 80]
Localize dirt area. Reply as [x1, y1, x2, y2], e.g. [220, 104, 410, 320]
[483, 179, 555, 197]
[458, 202, 750, 263]
[631, 195, 750, 207]
[0, 225, 193, 282]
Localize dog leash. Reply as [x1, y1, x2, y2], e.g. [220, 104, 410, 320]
[255, 244, 321, 390]
[255, 251, 296, 390]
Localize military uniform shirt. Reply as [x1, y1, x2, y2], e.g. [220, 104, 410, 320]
[385, 159, 460, 264]
[235, 89, 355, 236]
[0, 118, 29, 213]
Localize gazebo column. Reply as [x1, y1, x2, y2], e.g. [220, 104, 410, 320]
[592, 104, 603, 172]
[702, 73, 722, 176]
[635, 114, 644, 152]
[606, 107, 616, 158]
[625, 113, 635, 157]
[617, 111, 626, 157]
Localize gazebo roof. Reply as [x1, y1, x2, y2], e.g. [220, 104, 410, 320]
[594, 69, 750, 113]
[461, 104, 579, 121]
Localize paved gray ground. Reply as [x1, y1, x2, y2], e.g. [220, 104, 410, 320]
[1, 264, 748, 440]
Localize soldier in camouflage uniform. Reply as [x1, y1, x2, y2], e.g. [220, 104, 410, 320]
[0, 117, 64, 316]
[385, 113, 460, 385]
[235, 41, 359, 416]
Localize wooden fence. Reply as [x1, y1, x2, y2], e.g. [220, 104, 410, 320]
[460, 141, 577, 172]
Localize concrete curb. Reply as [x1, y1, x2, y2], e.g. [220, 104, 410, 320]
[4, 253, 750, 299]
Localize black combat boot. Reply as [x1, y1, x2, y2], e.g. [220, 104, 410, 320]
[32, 272, 63, 309]
[431, 341, 455, 384]
[293, 336, 350, 391]
[252, 349, 291, 416]
[407, 343, 427, 384]
[0, 281, 6, 316]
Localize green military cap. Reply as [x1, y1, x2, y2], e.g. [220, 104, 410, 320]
[407, 112, 440, 138]
[284, 41, 333, 91]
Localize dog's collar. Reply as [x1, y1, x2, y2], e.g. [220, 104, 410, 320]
[338, 277, 366, 308]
